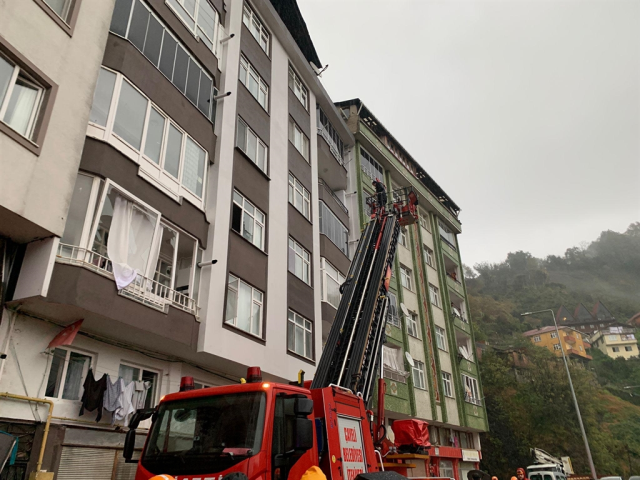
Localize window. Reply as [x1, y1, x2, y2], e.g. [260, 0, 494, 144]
[581, 325, 585, 329]
[579, 345, 583, 351]
[226, 274, 263, 336]
[424, 246, 434, 268]
[288, 174, 310, 220]
[166, 0, 220, 52]
[317, 107, 344, 162]
[239, 55, 268, 110]
[243, 2, 269, 53]
[600, 323, 605, 327]
[589, 324, 595, 328]
[288, 310, 313, 359]
[553, 343, 561, 351]
[319, 201, 348, 255]
[612, 346, 620, 353]
[109, 0, 217, 121]
[442, 372, 454, 397]
[237, 117, 268, 172]
[462, 374, 481, 405]
[400, 265, 412, 290]
[193, 381, 212, 389]
[289, 117, 309, 160]
[436, 326, 447, 351]
[45, 348, 92, 400]
[152, 222, 199, 300]
[440, 460, 455, 479]
[419, 211, 430, 231]
[360, 147, 384, 182]
[550, 332, 558, 339]
[399, 228, 407, 247]
[429, 283, 440, 307]
[118, 364, 158, 409]
[288, 65, 308, 110]
[412, 361, 426, 390]
[0, 54, 44, 141]
[607, 334, 619, 341]
[88, 68, 208, 205]
[321, 258, 345, 309]
[438, 220, 456, 249]
[407, 311, 420, 338]
[232, 190, 265, 250]
[386, 291, 400, 327]
[288, 238, 311, 285]
[533, 335, 541, 342]
[382, 345, 408, 383]
[625, 346, 634, 352]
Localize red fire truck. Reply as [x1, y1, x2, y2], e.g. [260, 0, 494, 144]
[122, 187, 420, 480]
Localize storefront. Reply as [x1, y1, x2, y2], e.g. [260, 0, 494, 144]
[427, 446, 481, 480]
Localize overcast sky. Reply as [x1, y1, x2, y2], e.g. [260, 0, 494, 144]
[298, 0, 640, 267]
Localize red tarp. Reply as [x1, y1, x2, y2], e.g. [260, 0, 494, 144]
[393, 419, 431, 448]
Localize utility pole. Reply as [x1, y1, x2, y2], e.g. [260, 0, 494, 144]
[521, 309, 598, 480]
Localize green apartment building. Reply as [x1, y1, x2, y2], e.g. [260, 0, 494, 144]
[335, 99, 488, 480]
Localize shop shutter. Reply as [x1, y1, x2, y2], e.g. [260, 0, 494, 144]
[57, 447, 115, 480]
[114, 449, 139, 480]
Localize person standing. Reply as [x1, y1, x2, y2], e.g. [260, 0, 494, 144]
[516, 468, 529, 480]
[372, 179, 387, 210]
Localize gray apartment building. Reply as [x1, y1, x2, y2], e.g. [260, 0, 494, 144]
[0, 0, 353, 478]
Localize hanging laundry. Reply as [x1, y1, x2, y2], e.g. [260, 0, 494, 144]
[79, 369, 108, 422]
[133, 381, 151, 411]
[103, 376, 123, 424]
[113, 381, 136, 426]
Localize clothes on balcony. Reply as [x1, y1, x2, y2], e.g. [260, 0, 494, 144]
[133, 380, 151, 410]
[103, 376, 124, 423]
[79, 369, 108, 422]
[113, 380, 137, 426]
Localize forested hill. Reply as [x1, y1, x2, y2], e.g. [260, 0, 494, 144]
[466, 223, 640, 477]
[465, 222, 640, 342]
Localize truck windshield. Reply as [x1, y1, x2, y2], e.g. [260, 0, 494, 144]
[141, 392, 266, 475]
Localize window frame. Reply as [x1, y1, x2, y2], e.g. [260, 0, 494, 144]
[320, 257, 345, 309]
[412, 360, 426, 390]
[429, 283, 440, 308]
[319, 201, 349, 256]
[289, 117, 309, 161]
[242, 2, 270, 54]
[550, 332, 558, 339]
[232, 190, 266, 251]
[419, 210, 430, 231]
[423, 246, 434, 268]
[239, 54, 268, 111]
[533, 335, 541, 342]
[34, 0, 82, 35]
[386, 291, 400, 327]
[288, 65, 309, 110]
[165, 0, 221, 54]
[400, 265, 413, 291]
[553, 343, 561, 351]
[442, 371, 454, 398]
[237, 116, 268, 173]
[407, 311, 420, 339]
[399, 228, 408, 248]
[436, 326, 447, 351]
[87, 67, 209, 209]
[118, 361, 161, 409]
[288, 237, 311, 285]
[44, 346, 94, 401]
[225, 273, 264, 337]
[461, 374, 481, 405]
[359, 147, 384, 182]
[288, 173, 310, 221]
[287, 309, 314, 360]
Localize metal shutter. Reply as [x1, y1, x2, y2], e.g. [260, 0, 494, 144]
[57, 447, 115, 480]
[113, 450, 138, 480]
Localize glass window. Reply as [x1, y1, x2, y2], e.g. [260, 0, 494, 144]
[321, 258, 345, 309]
[239, 55, 268, 111]
[288, 238, 311, 285]
[419, 211, 430, 231]
[319, 202, 348, 255]
[164, 123, 183, 178]
[399, 228, 407, 247]
[45, 348, 92, 401]
[423, 246, 434, 268]
[438, 220, 456, 249]
[128, 0, 150, 51]
[429, 284, 440, 307]
[242, 3, 269, 54]
[159, 33, 177, 79]
[317, 107, 344, 162]
[143, 107, 166, 164]
[407, 311, 420, 338]
[44, 0, 73, 21]
[226, 274, 263, 336]
[551, 332, 558, 339]
[382, 345, 407, 384]
[232, 190, 265, 250]
[289, 118, 309, 161]
[287, 310, 313, 359]
[436, 326, 447, 351]
[440, 460, 454, 479]
[61, 174, 94, 247]
[89, 68, 117, 127]
[462, 374, 481, 405]
[143, 15, 164, 66]
[183, 138, 206, 197]
[110, 0, 133, 35]
[400, 265, 412, 291]
[288, 65, 308, 110]
[412, 360, 426, 390]
[236, 117, 268, 173]
[442, 372, 453, 397]
[288, 174, 310, 220]
[360, 147, 384, 182]
[119, 364, 158, 408]
[113, 79, 148, 150]
[386, 291, 400, 327]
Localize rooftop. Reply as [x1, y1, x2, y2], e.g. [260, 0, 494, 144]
[523, 325, 580, 337]
[269, 0, 322, 68]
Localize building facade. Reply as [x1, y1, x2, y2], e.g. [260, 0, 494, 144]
[337, 99, 487, 480]
[0, 0, 353, 478]
[590, 325, 638, 359]
[556, 301, 617, 336]
[523, 325, 592, 361]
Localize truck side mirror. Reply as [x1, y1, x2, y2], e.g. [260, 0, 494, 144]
[123, 429, 136, 463]
[293, 417, 314, 453]
[294, 398, 314, 416]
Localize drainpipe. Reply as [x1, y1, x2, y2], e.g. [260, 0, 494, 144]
[0, 392, 54, 472]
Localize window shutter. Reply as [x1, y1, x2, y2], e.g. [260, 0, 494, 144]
[57, 447, 115, 480]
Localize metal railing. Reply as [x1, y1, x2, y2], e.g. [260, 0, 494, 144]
[464, 393, 483, 406]
[317, 125, 344, 165]
[318, 179, 348, 214]
[56, 243, 198, 316]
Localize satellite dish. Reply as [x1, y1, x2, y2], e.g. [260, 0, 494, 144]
[400, 303, 409, 317]
[405, 352, 415, 367]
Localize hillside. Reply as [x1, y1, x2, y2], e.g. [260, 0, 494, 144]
[467, 223, 640, 477]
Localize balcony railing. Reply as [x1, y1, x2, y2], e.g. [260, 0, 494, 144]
[452, 310, 469, 324]
[464, 393, 483, 406]
[318, 179, 348, 214]
[386, 312, 400, 328]
[317, 124, 344, 165]
[56, 244, 198, 316]
[446, 272, 462, 284]
[440, 235, 457, 251]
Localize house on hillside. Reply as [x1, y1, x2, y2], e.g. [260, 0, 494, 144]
[555, 301, 616, 335]
[523, 326, 592, 362]
[590, 325, 638, 359]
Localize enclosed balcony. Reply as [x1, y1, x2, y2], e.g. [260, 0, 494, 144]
[316, 107, 348, 191]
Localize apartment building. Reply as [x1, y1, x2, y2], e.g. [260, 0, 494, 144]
[336, 99, 487, 480]
[0, 0, 352, 478]
[523, 325, 592, 361]
[590, 325, 638, 359]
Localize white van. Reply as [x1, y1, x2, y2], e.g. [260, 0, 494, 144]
[528, 463, 568, 480]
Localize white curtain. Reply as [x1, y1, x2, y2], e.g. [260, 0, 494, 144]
[4, 81, 38, 137]
[107, 196, 156, 290]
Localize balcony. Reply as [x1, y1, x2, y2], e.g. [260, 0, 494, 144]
[564, 335, 576, 344]
[317, 126, 348, 191]
[446, 274, 464, 296]
[318, 179, 348, 215]
[57, 244, 198, 317]
[464, 392, 482, 406]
